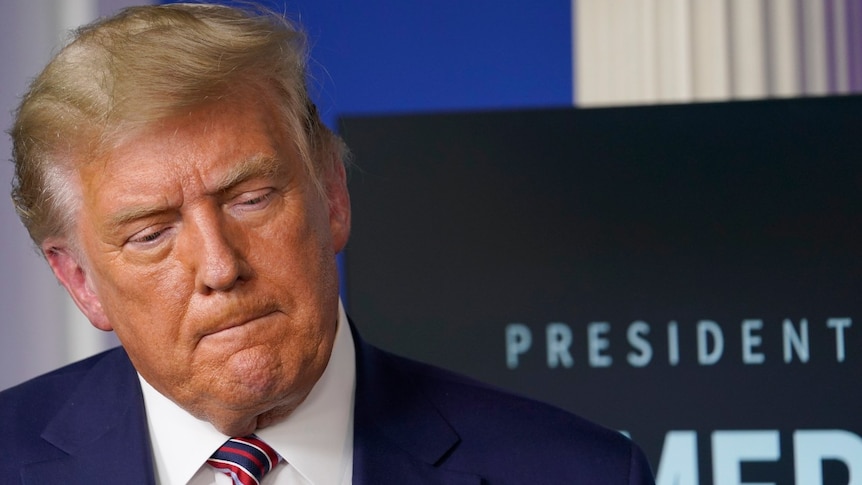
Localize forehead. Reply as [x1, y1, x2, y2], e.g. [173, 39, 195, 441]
[71, 97, 299, 231]
[86, 96, 289, 188]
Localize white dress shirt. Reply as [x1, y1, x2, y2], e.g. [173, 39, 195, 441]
[139, 300, 356, 485]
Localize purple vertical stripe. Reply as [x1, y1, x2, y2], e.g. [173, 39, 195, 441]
[796, 0, 809, 93]
[849, 0, 862, 91]
[571, 0, 578, 105]
[825, 0, 837, 93]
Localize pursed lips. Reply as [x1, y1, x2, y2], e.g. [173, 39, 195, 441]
[199, 306, 281, 342]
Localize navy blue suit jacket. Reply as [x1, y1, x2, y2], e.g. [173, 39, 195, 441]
[0, 326, 654, 484]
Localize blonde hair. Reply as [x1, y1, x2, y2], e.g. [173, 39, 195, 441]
[10, 2, 346, 247]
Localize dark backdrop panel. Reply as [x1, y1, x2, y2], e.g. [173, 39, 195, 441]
[340, 96, 862, 483]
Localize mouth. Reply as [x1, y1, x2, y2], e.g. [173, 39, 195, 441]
[213, 312, 275, 334]
[199, 303, 282, 342]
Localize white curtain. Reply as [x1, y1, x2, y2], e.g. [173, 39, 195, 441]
[574, 0, 857, 106]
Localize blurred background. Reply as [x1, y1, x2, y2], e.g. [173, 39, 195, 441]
[2, 1, 860, 483]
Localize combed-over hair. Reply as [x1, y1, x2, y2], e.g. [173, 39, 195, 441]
[10, 2, 346, 248]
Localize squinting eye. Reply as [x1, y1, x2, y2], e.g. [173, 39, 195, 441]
[130, 229, 163, 244]
[243, 194, 269, 205]
[236, 190, 274, 209]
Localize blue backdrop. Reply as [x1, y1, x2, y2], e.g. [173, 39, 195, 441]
[163, 0, 574, 128]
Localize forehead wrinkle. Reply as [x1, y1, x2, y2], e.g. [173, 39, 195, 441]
[96, 148, 284, 233]
[95, 157, 187, 229]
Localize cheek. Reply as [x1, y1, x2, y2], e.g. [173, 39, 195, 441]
[251, 204, 332, 270]
[95, 262, 190, 340]
[251, 211, 340, 325]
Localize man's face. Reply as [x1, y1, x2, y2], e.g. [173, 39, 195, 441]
[45, 92, 350, 435]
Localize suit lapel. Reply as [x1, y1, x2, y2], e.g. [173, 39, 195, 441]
[19, 325, 478, 484]
[21, 349, 155, 485]
[350, 324, 482, 485]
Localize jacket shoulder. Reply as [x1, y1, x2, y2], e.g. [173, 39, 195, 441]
[381, 350, 654, 484]
[0, 348, 128, 474]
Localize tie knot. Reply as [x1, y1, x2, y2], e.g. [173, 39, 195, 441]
[207, 434, 280, 485]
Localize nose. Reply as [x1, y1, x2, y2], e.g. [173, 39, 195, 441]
[184, 208, 250, 293]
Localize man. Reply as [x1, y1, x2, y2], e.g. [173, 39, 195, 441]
[1, 3, 654, 484]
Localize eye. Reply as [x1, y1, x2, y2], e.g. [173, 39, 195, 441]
[136, 230, 162, 242]
[233, 189, 274, 211]
[127, 227, 168, 246]
[242, 194, 269, 205]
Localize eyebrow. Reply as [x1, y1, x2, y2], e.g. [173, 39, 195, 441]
[104, 155, 286, 230]
[212, 154, 285, 195]
[105, 204, 173, 231]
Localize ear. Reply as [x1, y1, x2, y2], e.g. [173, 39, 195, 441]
[42, 240, 113, 331]
[325, 161, 351, 254]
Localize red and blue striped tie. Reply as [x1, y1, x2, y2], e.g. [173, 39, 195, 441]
[207, 435, 281, 485]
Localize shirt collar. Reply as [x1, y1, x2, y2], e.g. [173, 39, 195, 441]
[140, 299, 356, 485]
